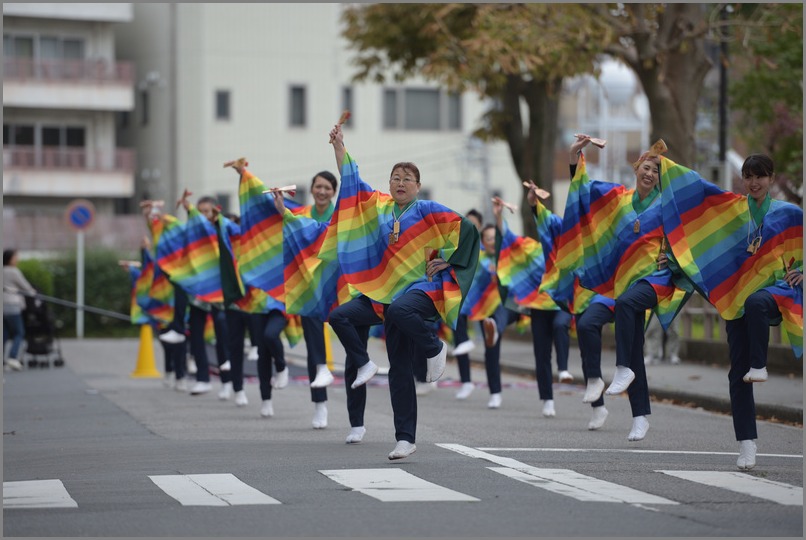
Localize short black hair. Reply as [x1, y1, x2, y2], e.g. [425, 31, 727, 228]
[3, 249, 16, 266]
[741, 154, 774, 178]
[466, 209, 483, 222]
[197, 195, 219, 207]
[311, 171, 338, 191]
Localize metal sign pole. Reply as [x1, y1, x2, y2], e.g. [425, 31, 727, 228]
[77, 230, 85, 338]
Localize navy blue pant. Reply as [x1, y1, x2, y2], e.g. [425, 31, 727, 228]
[725, 289, 780, 441]
[614, 280, 657, 417]
[384, 290, 441, 444]
[188, 305, 211, 383]
[159, 336, 186, 380]
[576, 302, 614, 409]
[167, 283, 188, 336]
[162, 284, 189, 380]
[328, 295, 382, 428]
[257, 310, 287, 401]
[225, 309, 266, 393]
[529, 308, 572, 400]
[481, 305, 521, 395]
[454, 314, 472, 383]
[211, 306, 231, 384]
[301, 316, 327, 403]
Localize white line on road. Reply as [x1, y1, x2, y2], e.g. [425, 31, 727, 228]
[149, 474, 281, 506]
[319, 468, 479, 502]
[658, 470, 803, 506]
[476, 447, 803, 459]
[3, 479, 78, 509]
[489, 467, 677, 504]
[438, 444, 677, 505]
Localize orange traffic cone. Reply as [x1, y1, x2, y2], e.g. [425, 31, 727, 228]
[131, 324, 161, 378]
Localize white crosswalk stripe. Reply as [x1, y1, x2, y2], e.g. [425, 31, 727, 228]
[490, 466, 677, 504]
[3, 479, 78, 509]
[658, 470, 803, 506]
[319, 468, 479, 502]
[438, 444, 676, 505]
[148, 473, 281, 506]
[6, 458, 803, 510]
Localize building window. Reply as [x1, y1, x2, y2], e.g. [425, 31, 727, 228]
[117, 111, 130, 130]
[2, 33, 84, 60]
[4, 33, 85, 78]
[289, 85, 306, 127]
[65, 127, 85, 147]
[341, 86, 354, 128]
[447, 93, 462, 130]
[3, 124, 35, 146]
[216, 90, 230, 121]
[383, 89, 398, 129]
[4, 123, 85, 168]
[405, 89, 440, 130]
[383, 88, 462, 131]
[215, 193, 231, 215]
[140, 89, 149, 126]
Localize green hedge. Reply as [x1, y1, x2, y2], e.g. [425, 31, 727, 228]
[20, 249, 140, 338]
[17, 258, 54, 296]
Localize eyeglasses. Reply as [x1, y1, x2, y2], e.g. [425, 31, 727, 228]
[390, 177, 417, 185]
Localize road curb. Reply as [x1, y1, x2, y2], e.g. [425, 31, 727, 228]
[483, 359, 804, 427]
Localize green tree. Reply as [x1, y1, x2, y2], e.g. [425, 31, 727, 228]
[728, 3, 802, 203]
[341, 3, 611, 235]
[589, 3, 715, 166]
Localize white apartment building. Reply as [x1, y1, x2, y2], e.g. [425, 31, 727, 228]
[3, 2, 653, 251]
[113, 3, 527, 230]
[2, 3, 136, 217]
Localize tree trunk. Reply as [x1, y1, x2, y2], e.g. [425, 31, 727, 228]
[624, 4, 712, 165]
[498, 76, 561, 239]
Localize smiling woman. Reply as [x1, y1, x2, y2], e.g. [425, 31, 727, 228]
[658, 151, 802, 471]
[325, 122, 480, 460]
[558, 135, 692, 444]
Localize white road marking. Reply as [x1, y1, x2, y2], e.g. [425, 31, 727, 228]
[3, 479, 78, 509]
[489, 467, 677, 504]
[438, 444, 676, 505]
[149, 474, 281, 506]
[476, 448, 802, 459]
[658, 470, 803, 506]
[319, 468, 479, 502]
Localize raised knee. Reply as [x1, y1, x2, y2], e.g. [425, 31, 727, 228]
[744, 293, 769, 314]
[385, 302, 405, 323]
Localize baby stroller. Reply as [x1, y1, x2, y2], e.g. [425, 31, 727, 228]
[21, 295, 64, 368]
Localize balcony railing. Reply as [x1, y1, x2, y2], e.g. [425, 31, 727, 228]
[3, 146, 135, 173]
[3, 58, 134, 84]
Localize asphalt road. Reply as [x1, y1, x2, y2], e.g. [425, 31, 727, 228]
[2, 338, 803, 538]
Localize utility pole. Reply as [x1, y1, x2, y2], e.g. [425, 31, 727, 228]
[718, 4, 730, 190]
[466, 136, 490, 222]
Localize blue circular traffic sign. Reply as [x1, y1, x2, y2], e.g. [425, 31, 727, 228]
[65, 199, 96, 231]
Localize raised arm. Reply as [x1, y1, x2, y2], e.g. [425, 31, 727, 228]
[329, 124, 346, 173]
[491, 196, 504, 232]
[176, 188, 192, 213]
[570, 134, 592, 166]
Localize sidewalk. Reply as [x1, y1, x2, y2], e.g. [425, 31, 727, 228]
[315, 329, 803, 426]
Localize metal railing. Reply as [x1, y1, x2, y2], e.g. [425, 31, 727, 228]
[3, 57, 134, 84]
[678, 294, 786, 346]
[3, 146, 135, 173]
